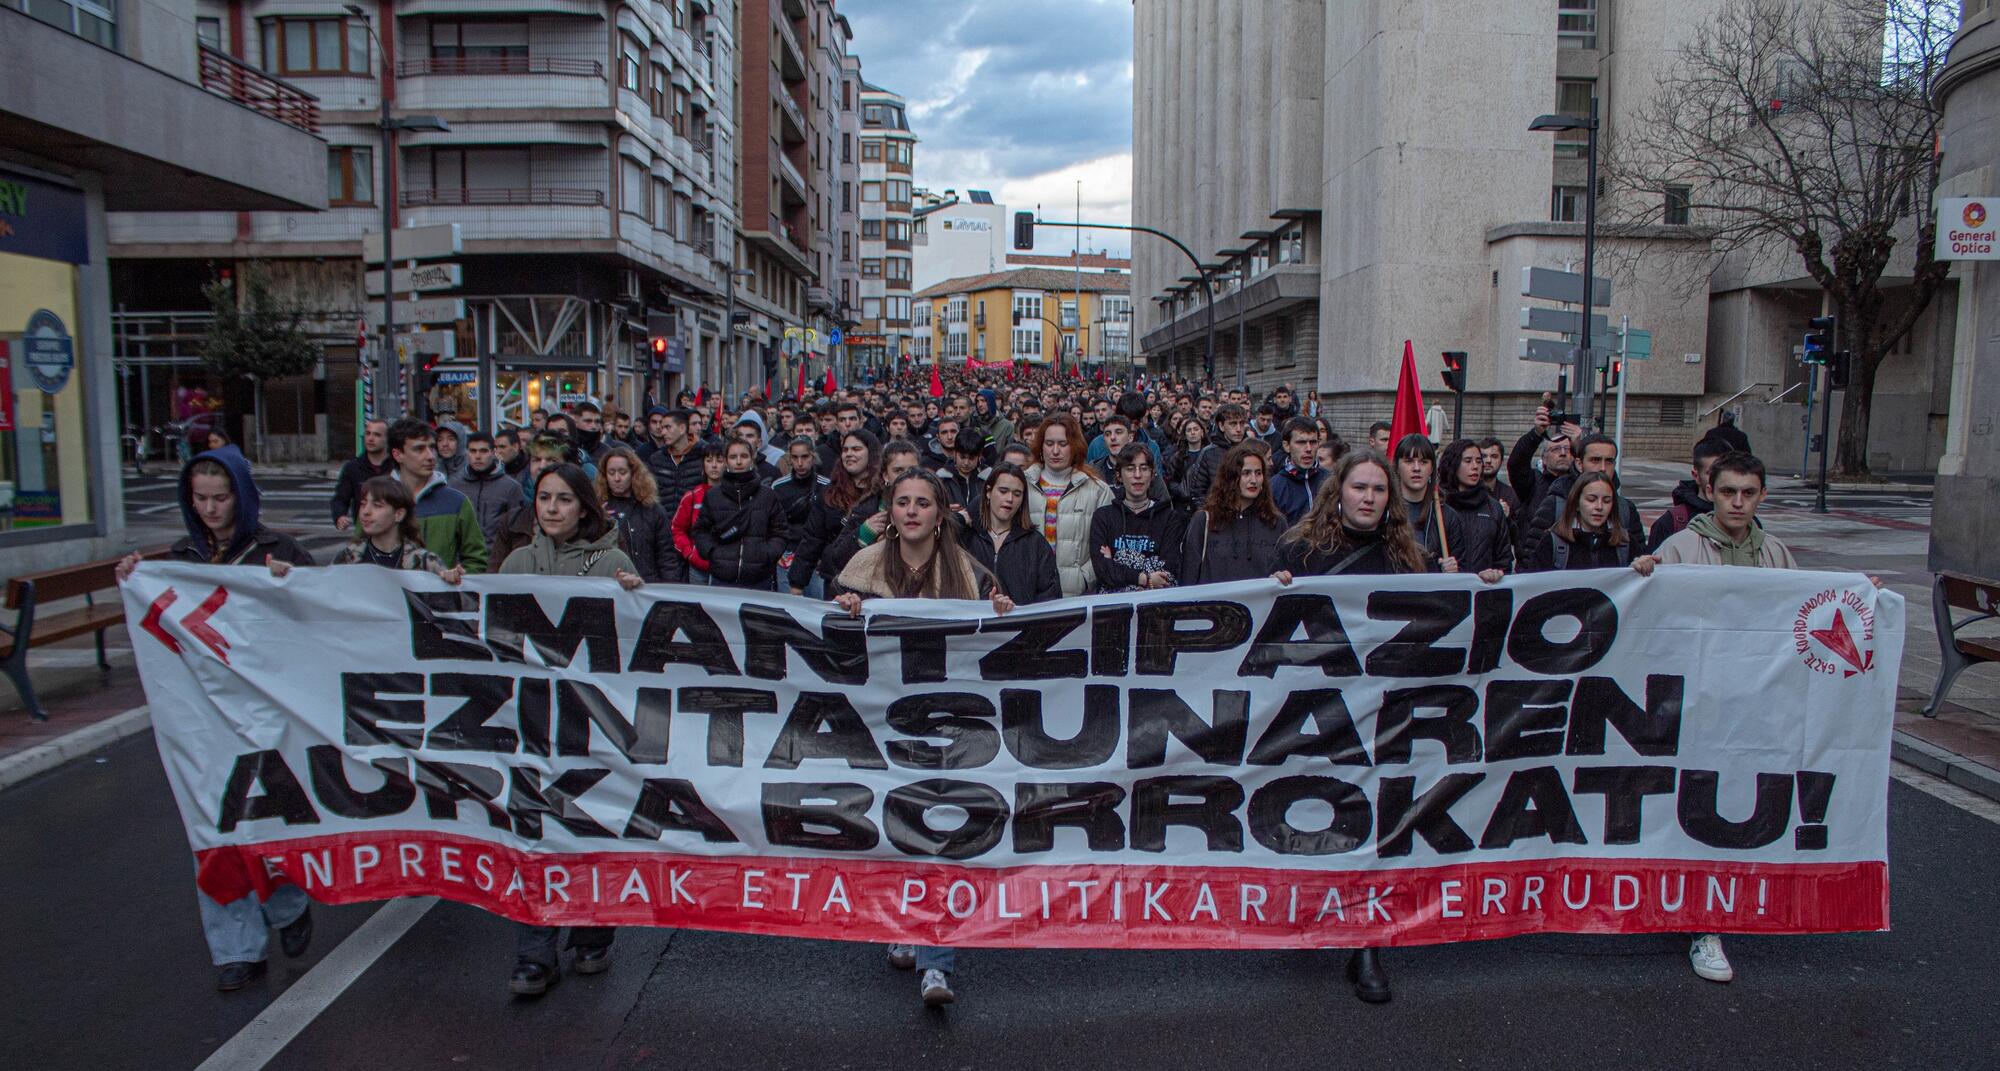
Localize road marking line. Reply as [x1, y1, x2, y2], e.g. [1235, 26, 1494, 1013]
[194, 895, 438, 1071]
[1893, 763, 2000, 825]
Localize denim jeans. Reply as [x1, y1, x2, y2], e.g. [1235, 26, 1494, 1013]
[799, 573, 825, 600]
[916, 946, 956, 973]
[198, 883, 309, 966]
[514, 922, 615, 970]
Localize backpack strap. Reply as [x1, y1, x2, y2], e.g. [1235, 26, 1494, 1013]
[1551, 536, 1570, 571]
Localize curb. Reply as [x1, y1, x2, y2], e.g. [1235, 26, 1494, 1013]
[0, 706, 152, 792]
[1892, 729, 2000, 804]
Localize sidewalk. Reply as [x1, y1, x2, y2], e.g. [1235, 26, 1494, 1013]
[8, 471, 2000, 803]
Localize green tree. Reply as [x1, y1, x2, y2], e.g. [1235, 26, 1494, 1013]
[202, 266, 322, 458]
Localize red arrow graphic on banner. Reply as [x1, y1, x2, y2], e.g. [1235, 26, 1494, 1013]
[138, 585, 232, 662]
[1809, 610, 1869, 677]
[140, 589, 181, 653]
[182, 585, 232, 664]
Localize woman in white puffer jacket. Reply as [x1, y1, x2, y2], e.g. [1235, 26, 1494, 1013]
[1023, 413, 1114, 597]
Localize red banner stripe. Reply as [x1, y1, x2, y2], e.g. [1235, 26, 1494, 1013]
[209, 831, 1889, 949]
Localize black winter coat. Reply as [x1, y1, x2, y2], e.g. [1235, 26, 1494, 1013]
[1438, 486, 1515, 574]
[604, 494, 675, 583]
[1522, 527, 1633, 572]
[771, 471, 829, 545]
[1180, 509, 1284, 585]
[1088, 498, 1186, 590]
[646, 444, 707, 519]
[1277, 528, 1425, 577]
[170, 526, 316, 568]
[787, 485, 859, 590]
[694, 470, 786, 588]
[961, 525, 1062, 605]
[1521, 474, 1649, 558]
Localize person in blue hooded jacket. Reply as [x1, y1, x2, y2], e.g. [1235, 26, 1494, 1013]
[115, 446, 318, 991]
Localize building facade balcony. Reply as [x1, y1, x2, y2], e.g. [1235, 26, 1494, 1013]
[401, 186, 606, 207]
[774, 13, 806, 84]
[776, 151, 808, 205]
[776, 80, 807, 145]
[198, 44, 320, 135]
[397, 55, 603, 78]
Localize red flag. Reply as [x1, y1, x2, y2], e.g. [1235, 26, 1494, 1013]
[1070, 363, 1082, 379]
[1005, 364, 1015, 381]
[928, 364, 945, 398]
[1388, 339, 1428, 450]
[796, 363, 806, 399]
[1096, 365, 1107, 384]
[823, 366, 836, 395]
[765, 376, 773, 400]
[695, 385, 706, 408]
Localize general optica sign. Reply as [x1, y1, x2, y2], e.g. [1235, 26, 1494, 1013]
[1936, 197, 2000, 260]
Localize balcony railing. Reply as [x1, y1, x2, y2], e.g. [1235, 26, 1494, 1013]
[397, 55, 604, 78]
[401, 187, 606, 206]
[198, 45, 320, 135]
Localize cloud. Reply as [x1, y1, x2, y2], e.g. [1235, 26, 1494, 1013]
[838, 0, 1132, 253]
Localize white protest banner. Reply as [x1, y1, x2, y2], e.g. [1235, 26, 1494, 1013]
[123, 564, 1900, 949]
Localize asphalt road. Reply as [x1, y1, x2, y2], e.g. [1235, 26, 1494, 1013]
[2, 731, 1996, 1071]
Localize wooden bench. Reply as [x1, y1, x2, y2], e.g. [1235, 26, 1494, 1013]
[1, 550, 166, 722]
[1925, 571, 2000, 717]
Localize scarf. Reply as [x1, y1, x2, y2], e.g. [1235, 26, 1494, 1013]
[1687, 512, 1767, 567]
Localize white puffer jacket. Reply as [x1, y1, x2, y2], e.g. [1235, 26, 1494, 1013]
[1024, 464, 1115, 597]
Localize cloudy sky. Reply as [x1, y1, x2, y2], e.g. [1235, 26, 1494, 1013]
[838, 0, 1134, 257]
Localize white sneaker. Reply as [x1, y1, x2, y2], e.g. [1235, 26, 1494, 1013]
[886, 944, 916, 970]
[1689, 934, 1733, 983]
[919, 968, 955, 1006]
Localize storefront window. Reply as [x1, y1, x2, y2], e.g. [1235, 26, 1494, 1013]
[1, 170, 94, 535]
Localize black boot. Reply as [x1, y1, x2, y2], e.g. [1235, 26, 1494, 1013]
[509, 960, 560, 997]
[216, 960, 267, 992]
[1346, 947, 1391, 1004]
[279, 906, 313, 959]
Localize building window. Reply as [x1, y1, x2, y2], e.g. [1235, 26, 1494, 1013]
[862, 297, 883, 320]
[1558, 0, 1597, 49]
[842, 134, 852, 163]
[1663, 185, 1692, 225]
[861, 140, 882, 162]
[431, 20, 528, 60]
[260, 17, 370, 76]
[1011, 326, 1042, 357]
[886, 179, 912, 203]
[1012, 293, 1042, 327]
[913, 302, 930, 327]
[673, 86, 690, 137]
[649, 65, 668, 116]
[327, 146, 374, 206]
[861, 219, 882, 239]
[862, 258, 882, 278]
[886, 258, 911, 283]
[23, 0, 116, 46]
[196, 15, 222, 50]
[621, 158, 650, 219]
[842, 182, 852, 212]
[620, 34, 642, 92]
[1276, 225, 1306, 264]
[841, 233, 852, 261]
[861, 181, 883, 202]
[1551, 185, 1586, 222]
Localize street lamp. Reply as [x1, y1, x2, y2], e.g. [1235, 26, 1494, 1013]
[721, 266, 756, 400]
[1530, 98, 1600, 424]
[346, 4, 449, 421]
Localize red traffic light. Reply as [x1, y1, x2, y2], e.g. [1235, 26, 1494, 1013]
[1439, 350, 1467, 393]
[652, 337, 667, 354]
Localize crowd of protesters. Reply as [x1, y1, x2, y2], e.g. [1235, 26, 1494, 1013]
[117, 361, 1818, 1007]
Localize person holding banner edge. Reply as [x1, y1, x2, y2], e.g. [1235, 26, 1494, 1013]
[496, 463, 644, 996]
[834, 468, 1016, 1007]
[1272, 448, 1431, 1002]
[115, 445, 319, 991]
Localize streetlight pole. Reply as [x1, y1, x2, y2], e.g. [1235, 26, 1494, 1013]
[346, 4, 447, 421]
[722, 265, 754, 401]
[1529, 99, 1602, 425]
[1027, 217, 1212, 388]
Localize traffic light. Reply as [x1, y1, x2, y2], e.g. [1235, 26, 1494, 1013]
[647, 311, 676, 369]
[1439, 350, 1467, 393]
[1828, 350, 1852, 390]
[1013, 211, 1036, 251]
[1802, 315, 1835, 364]
[1605, 359, 1622, 388]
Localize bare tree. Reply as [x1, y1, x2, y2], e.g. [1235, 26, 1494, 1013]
[1604, 0, 1955, 476]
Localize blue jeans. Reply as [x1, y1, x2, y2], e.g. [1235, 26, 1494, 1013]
[917, 946, 956, 972]
[198, 883, 308, 966]
[799, 573, 825, 599]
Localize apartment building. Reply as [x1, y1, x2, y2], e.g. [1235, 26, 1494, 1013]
[2, 0, 324, 570]
[913, 268, 1130, 374]
[912, 187, 1006, 292]
[1133, 0, 1868, 459]
[851, 80, 915, 373]
[104, 0, 737, 454]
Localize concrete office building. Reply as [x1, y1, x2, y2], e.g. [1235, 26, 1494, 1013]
[912, 188, 1006, 293]
[107, 0, 739, 453]
[1132, 0, 1956, 462]
[852, 80, 915, 372]
[1932, 1, 2000, 579]
[2, 0, 324, 570]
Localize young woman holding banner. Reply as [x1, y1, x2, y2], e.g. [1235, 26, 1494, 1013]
[1180, 442, 1284, 585]
[961, 462, 1063, 605]
[1273, 448, 1429, 1003]
[833, 468, 1014, 1008]
[496, 464, 644, 996]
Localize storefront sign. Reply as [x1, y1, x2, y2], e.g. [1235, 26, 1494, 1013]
[0, 339, 14, 431]
[1936, 198, 2000, 260]
[663, 338, 685, 373]
[0, 170, 89, 265]
[22, 309, 74, 393]
[11, 490, 62, 526]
